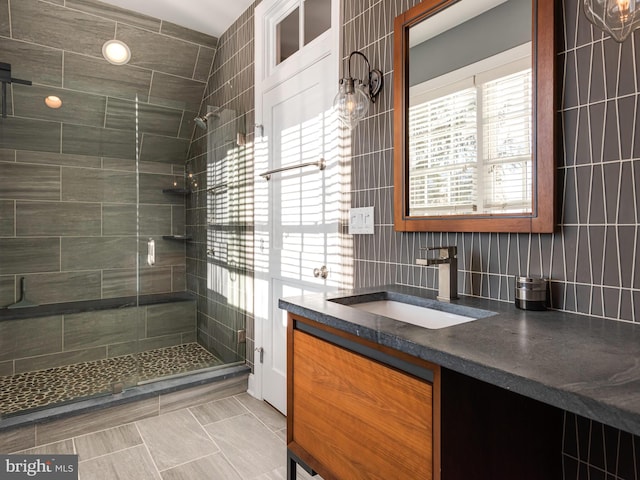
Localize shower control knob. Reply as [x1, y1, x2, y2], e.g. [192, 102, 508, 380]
[313, 266, 328, 279]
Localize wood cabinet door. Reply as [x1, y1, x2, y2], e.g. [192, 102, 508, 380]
[291, 329, 435, 479]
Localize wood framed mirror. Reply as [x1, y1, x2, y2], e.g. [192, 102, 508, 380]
[393, 0, 556, 233]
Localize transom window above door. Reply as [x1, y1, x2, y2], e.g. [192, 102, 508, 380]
[274, 0, 331, 66]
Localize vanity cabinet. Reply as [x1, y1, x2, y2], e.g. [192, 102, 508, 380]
[287, 314, 440, 480]
[440, 369, 562, 479]
[287, 313, 563, 480]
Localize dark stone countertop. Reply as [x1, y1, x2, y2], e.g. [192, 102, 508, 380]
[279, 284, 640, 436]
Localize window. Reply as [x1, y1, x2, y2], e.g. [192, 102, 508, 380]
[274, 0, 331, 66]
[408, 46, 532, 216]
[304, 0, 331, 46]
[276, 8, 299, 65]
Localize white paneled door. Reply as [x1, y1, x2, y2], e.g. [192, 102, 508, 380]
[255, 53, 342, 414]
[253, 0, 342, 415]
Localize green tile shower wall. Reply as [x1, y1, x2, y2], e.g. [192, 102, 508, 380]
[0, 300, 196, 375]
[0, 0, 219, 307]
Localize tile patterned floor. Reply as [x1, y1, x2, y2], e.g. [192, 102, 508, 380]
[11, 392, 319, 480]
[0, 343, 223, 416]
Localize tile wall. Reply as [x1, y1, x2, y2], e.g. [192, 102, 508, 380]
[0, 300, 196, 376]
[346, 0, 640, 324]
[0, 0, 217, 307]
[1, 0, 636, 474]
[343, 0, 640, 477]
[563, 412, 640, 479]
[186, 4, 257, 365]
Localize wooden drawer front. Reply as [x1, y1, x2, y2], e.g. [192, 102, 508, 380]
[292, 329, 434, 480]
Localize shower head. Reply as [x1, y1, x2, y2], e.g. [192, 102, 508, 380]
[194, 110, 220, 130]
[194, 115, 208, 129]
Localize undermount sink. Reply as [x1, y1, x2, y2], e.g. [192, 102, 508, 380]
[350, 300, 476, 329]
[329, 292, 496, 330]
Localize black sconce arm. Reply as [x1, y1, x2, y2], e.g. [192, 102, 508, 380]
[345, 51, 383, 103]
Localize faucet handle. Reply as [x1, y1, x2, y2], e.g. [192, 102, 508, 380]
[420, 246, 457, 258]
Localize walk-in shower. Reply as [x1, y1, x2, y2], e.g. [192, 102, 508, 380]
[0, 1, 250, 424]
[0, 97, 246, 420]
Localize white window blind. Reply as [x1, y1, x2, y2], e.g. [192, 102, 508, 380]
[409, 87, 477, 214]
[481, 69, 532, 212]
[408, 46, 532, 216]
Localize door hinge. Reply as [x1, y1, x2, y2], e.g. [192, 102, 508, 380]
[255, 347, 264, 364]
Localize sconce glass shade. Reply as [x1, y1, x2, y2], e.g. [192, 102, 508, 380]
[584, 0, 640, 42]
[333, 51, 383, 129]
[334, 78, 370, 129]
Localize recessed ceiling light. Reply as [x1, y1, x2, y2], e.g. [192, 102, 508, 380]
[102, 40, 131, 65]
[45, 95, 62, 109]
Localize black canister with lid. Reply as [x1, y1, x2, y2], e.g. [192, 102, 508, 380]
[515, 277, 548, 310]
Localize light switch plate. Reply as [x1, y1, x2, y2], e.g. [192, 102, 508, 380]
[349, 206, 375, 234]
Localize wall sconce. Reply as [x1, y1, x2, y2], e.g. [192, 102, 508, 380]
[584, 0, 640, 42]
[333, 51, 383, 129]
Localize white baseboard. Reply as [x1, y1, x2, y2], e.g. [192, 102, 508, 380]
[247, 373, 261, 400]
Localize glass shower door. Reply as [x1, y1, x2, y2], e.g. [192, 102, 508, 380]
[0, 84, 143, 417]
[131, 101, 238, 385]
[202, 106, 249, 366]
[0, 0, 251, 420]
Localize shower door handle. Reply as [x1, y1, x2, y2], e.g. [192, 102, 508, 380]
[147, 238, 155, 266]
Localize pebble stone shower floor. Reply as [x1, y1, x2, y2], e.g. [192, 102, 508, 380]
[0, 343, 223, 416]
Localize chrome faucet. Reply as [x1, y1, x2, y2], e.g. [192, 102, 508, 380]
[416, 246, 458, 302]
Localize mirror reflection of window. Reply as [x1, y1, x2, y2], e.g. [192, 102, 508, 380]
[409, 77, 477, 215]
[482, 66, 532, 213]
[407, 0, 532, 217]
[409, 46, 532, 216]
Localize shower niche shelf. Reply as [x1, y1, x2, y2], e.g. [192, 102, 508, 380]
[162, 188, 191, 195]
[162, 235, 192, 241]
